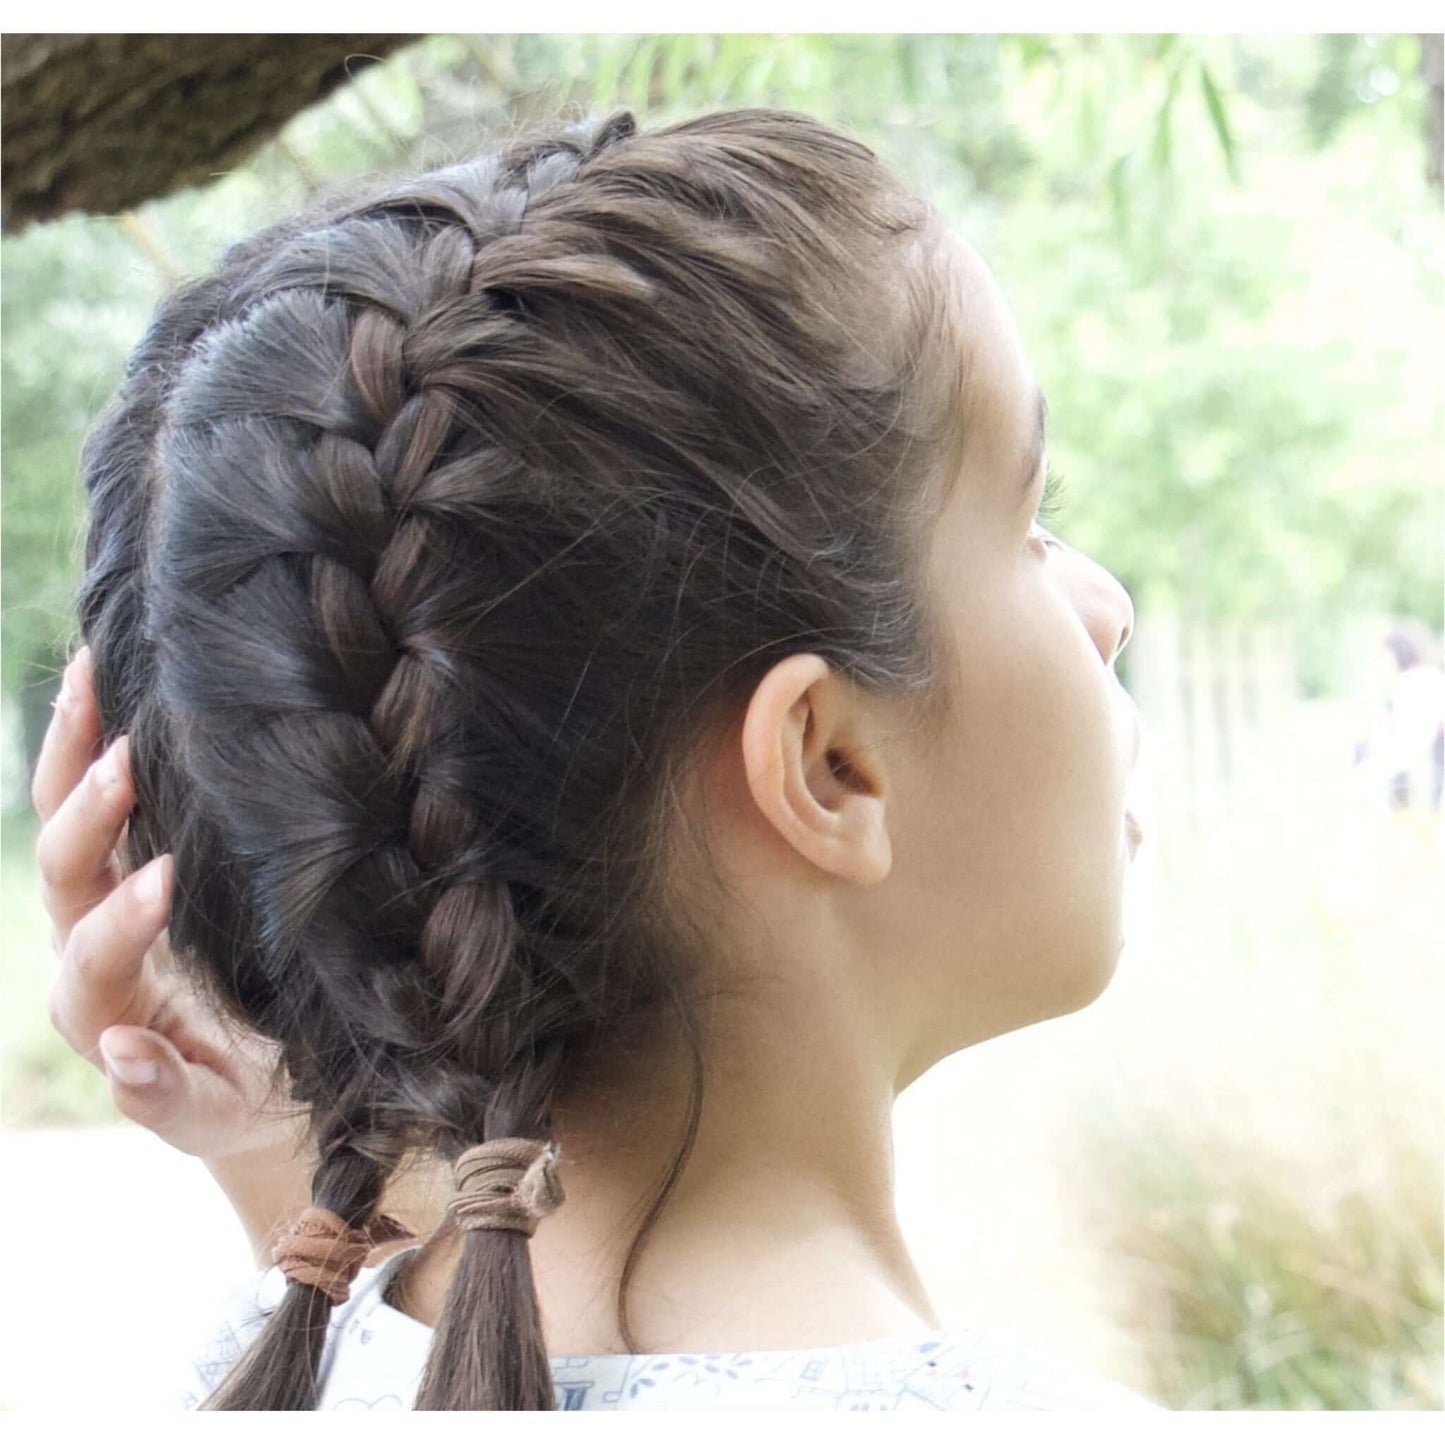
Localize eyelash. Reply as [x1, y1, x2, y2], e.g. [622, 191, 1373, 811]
[1036, 464, 1069, 526]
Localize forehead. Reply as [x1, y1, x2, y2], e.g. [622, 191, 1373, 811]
[934, 231, 1037, 502]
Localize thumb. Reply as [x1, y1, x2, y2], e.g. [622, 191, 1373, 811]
[99, 1023, 167, 1090]
[98, 1023, 264, 1157]
[98, 1024, 197, 1134]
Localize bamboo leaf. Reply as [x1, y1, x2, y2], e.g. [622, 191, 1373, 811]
[587, 38, 624, 107]
[1153, 59, 1187, 173]
[899, 35, 923, 105]
[657, 34, 694, 106]
[1014, 34, 1051, 70]
[1199, 62, 1241, 183]
[625, 35, 662, 113]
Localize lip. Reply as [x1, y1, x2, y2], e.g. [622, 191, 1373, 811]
[1125, 810, 1143, 850]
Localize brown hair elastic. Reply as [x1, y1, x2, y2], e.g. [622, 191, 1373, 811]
[448, 1136, 565, 1238]
[272, 1208, 418, 1304]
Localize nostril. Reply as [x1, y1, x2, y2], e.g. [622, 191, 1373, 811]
[1115, 598, 1135, 657]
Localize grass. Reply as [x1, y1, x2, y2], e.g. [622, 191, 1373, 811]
[1070, 1085, 1441, 1409]
[1055, 709, 1443, 1410]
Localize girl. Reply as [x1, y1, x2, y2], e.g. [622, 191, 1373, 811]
[35, 107, 1154, 1411]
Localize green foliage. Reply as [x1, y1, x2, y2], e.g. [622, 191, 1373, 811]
[1000, 125, 1441, 626]
[1081, 1111, 1442, 1408]
[1063, 802, 1443, 1410]
[1298, 34, 1423, 152]
[0, 36, 1440, 1407]
[2, 34, 1440, 788]
[1, 215, 162, 754]
[1199, 64, 1239, 182]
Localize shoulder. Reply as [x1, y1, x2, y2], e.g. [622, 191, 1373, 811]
[548, 1327, 1166, 1413]
[933, 1328, 1166, 1412]
[169, 1246, 425, 1410]
[169, 1267, 276, 1409]
[169, 1259, 1167, 1414]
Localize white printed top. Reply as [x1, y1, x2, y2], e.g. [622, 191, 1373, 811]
[176, 1243, 1165, 1411]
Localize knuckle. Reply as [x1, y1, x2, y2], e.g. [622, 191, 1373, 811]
[87, 752, 113, 800]
[44, 983, 69, 1038]
[33, 820, 62, 890]
[65, 926, 106, 989]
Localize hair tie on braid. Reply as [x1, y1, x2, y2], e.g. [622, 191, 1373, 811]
[448, 1137, 565, 1238]
[272, 1207, 418, 1304]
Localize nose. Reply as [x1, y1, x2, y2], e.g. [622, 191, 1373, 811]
[1110, 579, 1135, 667]
[1058, 544, 1135, 670]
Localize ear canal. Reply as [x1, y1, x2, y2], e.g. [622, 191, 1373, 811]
[827, 748, 866, 792]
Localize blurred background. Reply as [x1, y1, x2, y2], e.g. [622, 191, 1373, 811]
[2, 33, 1441, 1411]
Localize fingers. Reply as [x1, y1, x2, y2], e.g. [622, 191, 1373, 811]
[98, 1023, 166, 1088]
[97, 1025, 199, 1137]
[33, 643, 138, 939]
[97, 1024, 232, 1155]
[30, 646, 101, 822]
[98, 1024, 294, 1161]
[36, 733, 138, 941]
[46, 853, 172, 1067]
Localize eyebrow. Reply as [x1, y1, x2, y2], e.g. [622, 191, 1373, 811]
[1020, 387, 1047, 505]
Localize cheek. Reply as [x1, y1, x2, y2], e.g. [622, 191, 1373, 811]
[955, 623, 1128, 1025]
[946, 582, 1091, 807]
[921, 513, 1122, 761]
[901, 582, 1128, 1030]
[892, 792, 1125, 1051]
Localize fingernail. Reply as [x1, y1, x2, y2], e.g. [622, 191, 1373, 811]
[100, 1041, 158, 1087]
[135, 855, 168, 907]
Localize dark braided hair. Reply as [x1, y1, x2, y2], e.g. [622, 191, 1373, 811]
[76, 107, 969, 1409]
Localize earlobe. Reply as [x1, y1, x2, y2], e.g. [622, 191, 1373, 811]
[740, 654, 893, 887]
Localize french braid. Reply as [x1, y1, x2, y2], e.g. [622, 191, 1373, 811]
[77, 107, 960, 1408]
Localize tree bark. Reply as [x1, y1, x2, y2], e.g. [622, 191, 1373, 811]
[1, 33, 418, 232]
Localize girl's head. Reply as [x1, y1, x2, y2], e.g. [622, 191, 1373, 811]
[78, 107, 1135, 1409]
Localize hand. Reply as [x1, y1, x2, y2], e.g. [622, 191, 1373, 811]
[33, 645, 302, 1163]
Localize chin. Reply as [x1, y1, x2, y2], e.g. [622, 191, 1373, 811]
[1059, 948, 1121, 1016]
[1042, 911, 1126, 1019]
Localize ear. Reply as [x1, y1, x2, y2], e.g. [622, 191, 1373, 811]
[739, 653, 892, 886]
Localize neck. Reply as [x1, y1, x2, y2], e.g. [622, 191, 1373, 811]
[390, 944, 942, 1354]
